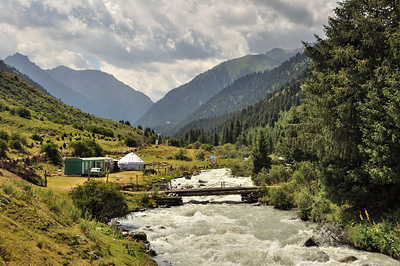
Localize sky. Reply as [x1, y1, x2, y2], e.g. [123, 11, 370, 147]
[0, 0, 338, 102]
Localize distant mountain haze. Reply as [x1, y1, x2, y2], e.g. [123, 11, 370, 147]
[45, 66, 153, 124]
[135, 53, 281, 133]
[4, 53, 153, 124]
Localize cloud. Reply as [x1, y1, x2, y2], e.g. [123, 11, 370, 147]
[0, 0, 337, 101]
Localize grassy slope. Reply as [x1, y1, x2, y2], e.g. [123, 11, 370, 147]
[0, 69, 146, 159]
[0, 169, 156, 266]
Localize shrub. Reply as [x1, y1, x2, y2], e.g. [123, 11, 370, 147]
[41, 142, 63, 165]
[270, 186, 294, 210]
[173, 149, 191, 161]
[124, 136, 138, 147]
[70, 180, 129, 223]
[195, 151, 205, 161]
[230, 160, 252, 177]
[0, 130, 9, 141]
[0, 140, 8, 159]
[71, 139, 103, 157]
[31, 133, 42, 141]
[16, 106, 31, 119]
[252, 165, 293, 186]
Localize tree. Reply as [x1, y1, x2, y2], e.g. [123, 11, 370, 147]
[71, 139, 103, 157]
[41, 142, 63, 165]
[251, 128, 271, 176]
[302, 0, 400, 209]
[70, 180, 129, 223]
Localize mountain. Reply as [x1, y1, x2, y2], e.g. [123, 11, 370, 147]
[165, 52, 308, 136]
[4, 53, 105, 117]
[46, 66, 153, 123]
[175, 73, 306, 147]
[4, 53, 154, 124]
[265, 47, 304, 64]
[135, 54, 280, 133]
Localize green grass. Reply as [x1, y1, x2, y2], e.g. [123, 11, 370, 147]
[0, 169, 156, 265]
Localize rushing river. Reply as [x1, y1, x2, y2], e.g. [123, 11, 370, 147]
[119, 169, 400, 266]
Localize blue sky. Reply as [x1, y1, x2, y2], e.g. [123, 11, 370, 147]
[0, 0, 338, 101]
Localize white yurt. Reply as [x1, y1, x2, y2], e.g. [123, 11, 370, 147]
[117, 153, 145, 170]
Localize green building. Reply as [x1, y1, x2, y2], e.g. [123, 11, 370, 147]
[64, 157, 115, 175]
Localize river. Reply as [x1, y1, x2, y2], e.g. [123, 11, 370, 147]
[119, 168, 400, 266]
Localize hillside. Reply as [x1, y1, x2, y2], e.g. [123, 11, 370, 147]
[4, 53, 105, 119]
[168, 53, 308, 136]
[0, 169, 156, 265]
[135, 54, 280, 134]
[4, 53, 154, 124]
[0, 68, 147, 159]
[175, 73, 306, 146]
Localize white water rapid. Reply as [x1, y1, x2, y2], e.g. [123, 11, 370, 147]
[119, 168, 400, 266]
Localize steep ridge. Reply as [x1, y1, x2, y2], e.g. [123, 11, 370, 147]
[46, 66, 153, 123]
[4, 53, 105, 118]
[135, 54, 280, 133]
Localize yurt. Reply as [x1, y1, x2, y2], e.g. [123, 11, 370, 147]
[117, 153, 145, 170]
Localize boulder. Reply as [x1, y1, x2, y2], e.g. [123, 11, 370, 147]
[146, 249, 157, 257]
[338, 255, 358, 263]
[125, 231, 148, 243]
[302, 236, 321, 247]
[315, 251, 330, 262]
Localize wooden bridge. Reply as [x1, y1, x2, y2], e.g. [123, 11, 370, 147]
[160, 186, 261, 197]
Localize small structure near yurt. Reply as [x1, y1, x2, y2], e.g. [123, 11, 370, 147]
[118, 153, 145, 171]
[64, 157, 116, 176]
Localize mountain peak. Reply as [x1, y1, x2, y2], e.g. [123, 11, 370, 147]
[265, 47, 304, 63]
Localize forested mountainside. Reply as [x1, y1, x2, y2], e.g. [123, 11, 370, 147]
[135, 53, 281, 133]
[167, 53, 308, 137]
[175, 73, 306, 148]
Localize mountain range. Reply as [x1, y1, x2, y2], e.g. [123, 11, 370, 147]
[4, 53, 153, 124]
[136, 47, 304, 136]
[3, 47, 303, 137]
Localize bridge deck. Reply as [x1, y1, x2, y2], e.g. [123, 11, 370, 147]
[161, 186, 262, 197]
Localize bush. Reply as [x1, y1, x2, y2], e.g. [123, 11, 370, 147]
[168, 138, 180, 147]
[270, 186, 295, 210]
[71, 139, 103, 157]
[173, 149, 191, 161]
[70, 180, 129, 223]
[252, 165, 293, 186]
[41, 142, 63, 165]
[86, 125, 114, 138]
[230, 160, 252, 177]
[16, 106, 31, 119]
[31, 133, 42, 141]
[0, 140, 8, 159]
[0, 130, 9, 141]
[124, 136, 138, 147]
[195, 151, 205, 161]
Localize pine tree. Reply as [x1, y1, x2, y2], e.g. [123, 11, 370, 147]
[302, 0, 400, 208]
[251, 128, 271, 176]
